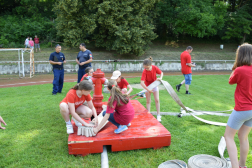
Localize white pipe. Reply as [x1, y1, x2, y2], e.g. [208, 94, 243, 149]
[21, 50, 25, 77]
[101, 146, 109, 168]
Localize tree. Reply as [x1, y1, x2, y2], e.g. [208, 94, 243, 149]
[156, 0, 228, 39]
[53, 0, 158, 56]
[222, 2, 252, 43]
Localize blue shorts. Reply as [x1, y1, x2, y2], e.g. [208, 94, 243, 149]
[183, 73, 192, 85]
[227, 110, 252, 130]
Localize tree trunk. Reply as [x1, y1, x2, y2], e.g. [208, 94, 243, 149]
[240, 34, 246, 44]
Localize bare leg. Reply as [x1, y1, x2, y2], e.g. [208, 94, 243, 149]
[153, 89, 160, 116]
[181, 80, 185, 85]
[185, 84, 189, 91]
[59, 103, 70, 122]
[224, 125, 239, 168]
[145, 91, 151, 112]
[76, 105, 92, 118]
[238, 125, 251, 167]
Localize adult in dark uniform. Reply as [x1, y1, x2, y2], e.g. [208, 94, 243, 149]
[49, 44, 66, 95]
[76, 43, 93, 83]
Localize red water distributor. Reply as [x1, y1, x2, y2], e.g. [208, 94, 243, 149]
[90, 69, 108, 115]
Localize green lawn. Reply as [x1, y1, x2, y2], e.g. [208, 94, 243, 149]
[0, 42, 237, 62]
[0, 75, 251, 168]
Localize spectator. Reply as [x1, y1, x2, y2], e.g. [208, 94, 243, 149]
[76, 43, 93, 83]
[24, 37, 29, 48]
[29, 38, 34, 49]
[49, 44, 66, 95]
[34, 35, 41, 52]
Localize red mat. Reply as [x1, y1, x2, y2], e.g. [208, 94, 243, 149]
[68, 100, 171, 156]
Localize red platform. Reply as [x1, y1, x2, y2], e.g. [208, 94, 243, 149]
[68, 100, 171, 156]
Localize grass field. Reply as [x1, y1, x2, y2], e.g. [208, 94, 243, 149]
[0, 75, 252, 168]
[0, 42, 238, 63]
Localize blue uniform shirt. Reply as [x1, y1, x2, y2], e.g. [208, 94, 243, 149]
[49, 52, 65, 69]
[77, 49, 93, 69]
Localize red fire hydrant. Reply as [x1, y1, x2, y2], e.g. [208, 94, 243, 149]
[90, 69, 108, 115]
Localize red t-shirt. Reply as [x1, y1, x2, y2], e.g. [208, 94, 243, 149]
[117, 78, 129, 89]
[180, 51, 192, 74]
[80, 74, 88, 82]
[229, 65, 252, 111]
[141, 65, 162, 86]
[29, 41, 34, 47]
[34, 38, 39, 44]
[60, 89, 92, 109]
[106, 97, 135, 125]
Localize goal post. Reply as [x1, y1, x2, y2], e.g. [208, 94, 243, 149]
[0, 48, 34, 78]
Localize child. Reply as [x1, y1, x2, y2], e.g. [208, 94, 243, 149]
[29, 38, 34, 49]
[140, 56, 163, 122]
[59, 80, 98, 134]
[224, 43, 252, 168]
[111, 70, 133, 95]
[80, 67, 94, 82]
[93, 80, 135, 134]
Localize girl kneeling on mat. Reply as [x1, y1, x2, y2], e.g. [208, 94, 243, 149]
[93, 80, 135, 134]
[59, 80, 98, 134]
[111, 70, 133, 95]
[224, 43, 252, 168]
[140, 56, 163, 122]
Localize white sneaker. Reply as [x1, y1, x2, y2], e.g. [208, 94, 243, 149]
[66, 124, 74, 134]
[72, 117, 82, 127]
[157, 115, 162, 122]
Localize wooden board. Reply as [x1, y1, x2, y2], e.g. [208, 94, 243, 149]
[68, 100, 171, 156]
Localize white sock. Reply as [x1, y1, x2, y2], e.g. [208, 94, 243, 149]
[66, 120, 71, 125]
[157, 115, 161, 117]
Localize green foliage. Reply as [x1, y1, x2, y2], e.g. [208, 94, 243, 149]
[0, 15, 57, 45]
[93, 0, 158, 56]
[156, 0, 228, 38]
[53, 0, 158, 56]
[0, 36, 9, 47]
[222, 4, 252, 43]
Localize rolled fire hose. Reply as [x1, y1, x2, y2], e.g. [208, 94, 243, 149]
[158, 136, 231, 168]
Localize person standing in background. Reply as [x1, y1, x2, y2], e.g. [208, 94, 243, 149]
[176, 46, 195, 95]
[34, 35, 41, 52]
[76, 43, 93, 83]
[24, 37, 29, 48]
[29, 38, 34, 49]
[49, 44, 66, 95]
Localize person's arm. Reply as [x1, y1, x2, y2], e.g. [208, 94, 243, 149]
[156, 72, 163, 81]
[126, 85, 133, 95]
[140, 80, 153, 93]
[79, 58, 93, 66]
[187, 63, 195, 67]
[229, 70, 237, 85]
[87, 100, 98, 126]
[49, 60, 62, 65]
[93, 113, 110, 134]
[68, 103, 94, 127]
[0, 116, 7, 130]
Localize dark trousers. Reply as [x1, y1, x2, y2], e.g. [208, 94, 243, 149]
[52, 69, 64, 94]
[78, 68, 86, 83]
[102, 111, 120, 128]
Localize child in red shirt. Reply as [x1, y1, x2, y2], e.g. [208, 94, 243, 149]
[111, 70, 133, 95]
[224, 43, 252, 168]
[140, 56, 163, 122]
[80, 67, 94, 82]
[59, 80, 98, 134]
[93, 80, 135, 134]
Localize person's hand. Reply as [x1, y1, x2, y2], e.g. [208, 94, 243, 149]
[58, 62, 62, 65]
[148, 89, 153, 93]
[80, 62, 86, 66]
[93, 127, 98, 134]
[156, 78, 162, 81]
[0, 116, 7, 130]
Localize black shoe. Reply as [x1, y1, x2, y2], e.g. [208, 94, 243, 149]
[185, 92, 192, 95]
[52, 93, 57, 95]
[176, 85, 181, 92]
